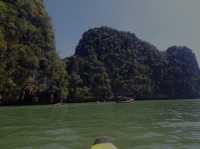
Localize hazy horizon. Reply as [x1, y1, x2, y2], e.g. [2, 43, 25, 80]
[44, 0, 200, 64]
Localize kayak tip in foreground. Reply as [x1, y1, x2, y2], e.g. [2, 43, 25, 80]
[90, 137, 118, 149]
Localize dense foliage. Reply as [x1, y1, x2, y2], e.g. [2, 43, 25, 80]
[66, 27, 200, 101]
[0, 0, 68, 105]
[1, 0, 200, 104]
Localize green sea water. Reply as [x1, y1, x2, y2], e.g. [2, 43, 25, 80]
[0, 100, 200, 149]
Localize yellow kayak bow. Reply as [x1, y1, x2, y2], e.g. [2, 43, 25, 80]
[90, 143, 118, 149]
[90, 136, 118, 149]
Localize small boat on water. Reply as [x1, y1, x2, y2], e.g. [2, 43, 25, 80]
[115, 96, 135, 103]
[90, 137, 118, 149]
[116, 99, 135, 103]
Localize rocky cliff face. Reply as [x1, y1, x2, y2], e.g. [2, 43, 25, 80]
[162, 46, 200, 98]
[0, 0, 68, 105]
[1, 0, 199, 104]
[66, 27, 200, 100]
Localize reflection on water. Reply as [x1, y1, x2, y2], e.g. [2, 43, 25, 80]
[0, 100, 200, 149]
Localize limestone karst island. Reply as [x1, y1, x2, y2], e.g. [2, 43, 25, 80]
[0, 0, 200, 105]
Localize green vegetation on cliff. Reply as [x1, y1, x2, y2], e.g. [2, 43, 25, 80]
[0, 0, 68, 105]
[66, 27, 200, 101]
[1, 1, 200, 105]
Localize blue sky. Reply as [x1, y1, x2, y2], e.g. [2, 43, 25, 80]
[44, 0, 200, 63]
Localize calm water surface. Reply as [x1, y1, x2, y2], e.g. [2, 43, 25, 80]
[0, 100, 200, 149]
